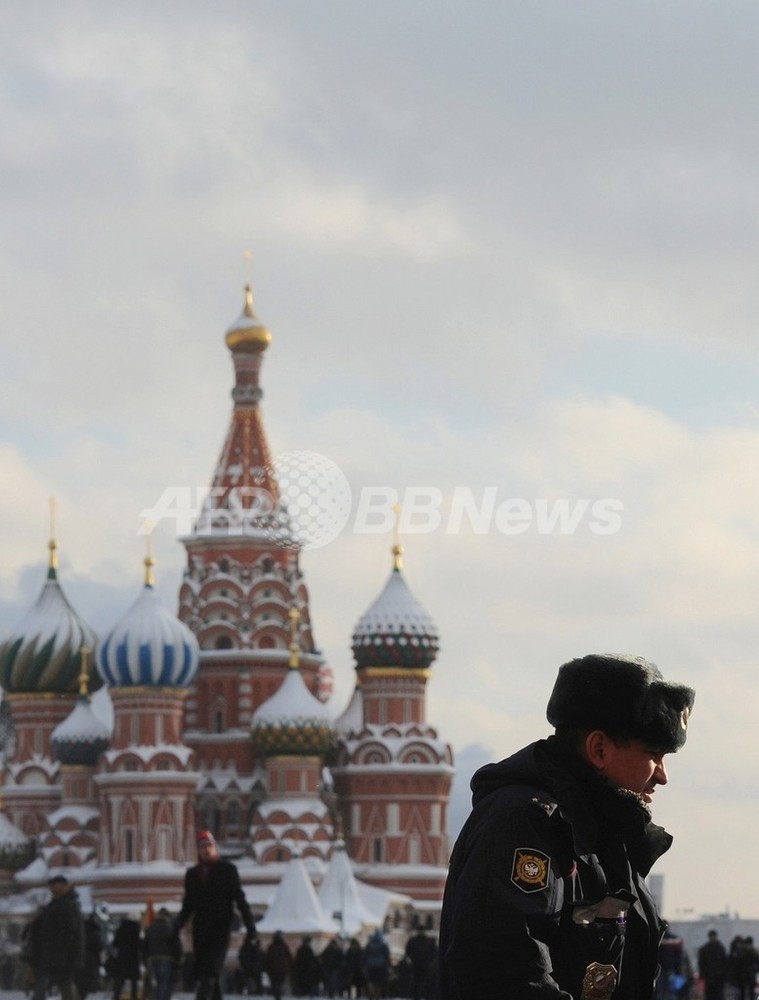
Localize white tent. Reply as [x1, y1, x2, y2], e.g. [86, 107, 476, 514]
[255, 853, 339, 936]
[318, 839, 379, 936]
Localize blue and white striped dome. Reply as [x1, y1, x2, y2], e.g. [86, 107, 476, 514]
[97, 583, 199, 688]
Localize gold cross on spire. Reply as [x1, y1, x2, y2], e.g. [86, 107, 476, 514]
[48, 495, 58, 571]
[288, 604, 301, 669]
[243, 248, 254, 284]
[392, 502, 403, 571]
[143, 520, 155, 587]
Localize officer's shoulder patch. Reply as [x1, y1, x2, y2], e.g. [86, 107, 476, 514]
[511, 847, 551, 893]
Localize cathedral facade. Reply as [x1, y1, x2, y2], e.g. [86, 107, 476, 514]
[0, 280, 454, 926]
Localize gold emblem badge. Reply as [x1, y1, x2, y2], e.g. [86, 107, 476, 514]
[511, 848, 550, 893]
[580, 961, 618, 999]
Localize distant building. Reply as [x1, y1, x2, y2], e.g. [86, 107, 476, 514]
[0, 278, 454, 939]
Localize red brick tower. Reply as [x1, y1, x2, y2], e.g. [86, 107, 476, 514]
[91, 554, 201, 906]
[249, 607, 336, 864]
[178, 284, 325, 846]
[333, 544, 454, 908]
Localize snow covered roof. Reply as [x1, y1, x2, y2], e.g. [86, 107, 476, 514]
[52, 696, 111, 765]
[98, 583, 199, 688]
[251, 667, 335, 756]
[352, 563, 438, 670]
[335, 684, 363, 737]
[0, 811, 30, 851]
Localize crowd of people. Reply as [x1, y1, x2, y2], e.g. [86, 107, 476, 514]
[14, 869, 439, 1000]
[696, 930, 759, 1000]
[220, 927, 438, 1000]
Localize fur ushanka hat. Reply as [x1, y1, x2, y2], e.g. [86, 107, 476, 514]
[546, 653, 695, 752]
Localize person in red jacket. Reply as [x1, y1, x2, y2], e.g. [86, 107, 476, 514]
[177, 830, 255, 1000]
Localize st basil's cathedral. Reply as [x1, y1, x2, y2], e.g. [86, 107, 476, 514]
[0, 277, 454, 941]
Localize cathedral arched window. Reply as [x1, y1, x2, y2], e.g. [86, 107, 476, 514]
[373, 837, 383, 863]
[408, 832, 421, 864]
[216, 636, 233, 650]
[123, 829, 135, 863]
[227, 800, 242, 835]
[201, 801, 220, 837]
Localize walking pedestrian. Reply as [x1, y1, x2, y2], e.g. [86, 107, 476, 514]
[33, 875, 85, 1000]
[176, 829, 256, 1000]
[363, 929, 390, 999]
[111, 914, 142, 1000]
[699, 929, 728, 1000]
[264, 931, 292, 1000]
[144, 907, 181, 1000]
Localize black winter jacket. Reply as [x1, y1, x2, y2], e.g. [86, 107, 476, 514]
[439, 737, 672, 999]
[177, 858, 254, 978]
[39, 887, 84, 978]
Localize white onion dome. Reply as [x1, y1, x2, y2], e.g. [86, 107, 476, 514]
[0, 545, 99, 695]
[52, 659, 111, 767]
[251, 668, 336, 757]
[0, 811, 32, 872]
[97, 558, 199, 688]
[351, 546, 439, 670]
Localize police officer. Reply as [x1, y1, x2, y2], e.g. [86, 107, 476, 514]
[439, 653, 695, 1000]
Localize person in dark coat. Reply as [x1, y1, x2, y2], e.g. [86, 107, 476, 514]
[264, 931, 292, 1000]
[111, 915, 142, 1000]
[363, 930, 390, 999]
[293, 936, 321, 997]
[22, 906, 45, 995]
[733, 936, 759, 1000]
[343, 938, 365, 998]
[177, 829, 255, 1000]
[404, 926, 437, 1000]
[699, 930, 728, 1000]
[439, 653, 695, 1000]
[237, 928, 264, 994]
[76, 912, 104, 1000]
[319, 937, 344, 999]
[33, 875, 85, 1000]
[144, 907, 181, 1000]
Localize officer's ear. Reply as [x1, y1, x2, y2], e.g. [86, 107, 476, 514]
[583, 730, 612, 772]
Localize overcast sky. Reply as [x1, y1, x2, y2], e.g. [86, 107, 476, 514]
[3, 1, 759, 920]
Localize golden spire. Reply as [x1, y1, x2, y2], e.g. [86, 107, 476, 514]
[243, 284, 255, 317]
[48, 496, 58, 574]
[392, 502, 403, 571]
[288, 605, 301, 669]
[225, 262, 272, 354]
[144, 522, 155, 587]
[243, 247, 254, 281]
[78, 644, 91, 698]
